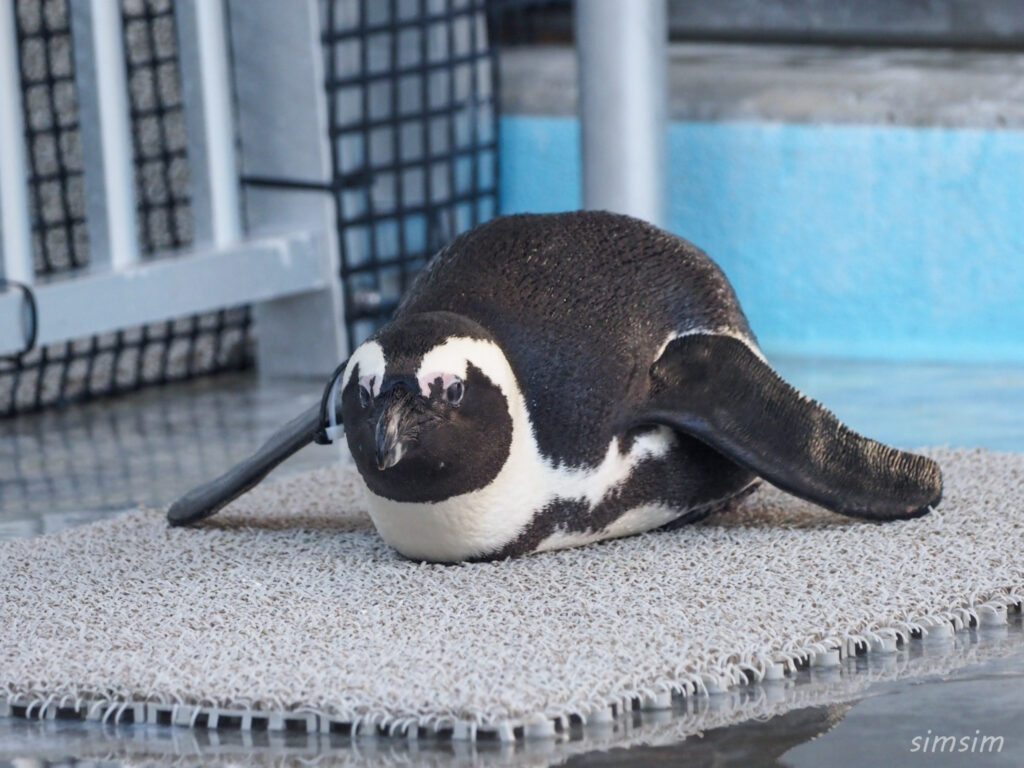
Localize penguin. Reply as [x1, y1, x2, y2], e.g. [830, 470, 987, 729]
[168, 211, 942, 563]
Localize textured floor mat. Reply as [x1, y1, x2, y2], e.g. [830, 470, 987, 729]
[1, 448, 1021, 742]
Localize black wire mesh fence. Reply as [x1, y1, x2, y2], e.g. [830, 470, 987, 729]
[122, 0, 193, 252]
[2, 0, 503, 416]
[17, 0, 88, 277]
[487, 0, 570, 45]
[322, 0, 500, 349]
[0, 0, 252, 419]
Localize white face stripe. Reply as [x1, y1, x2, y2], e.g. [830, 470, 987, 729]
[344, 337, 499, 401]
[343, 340, 386, 397]
[415, 336, 513, 391]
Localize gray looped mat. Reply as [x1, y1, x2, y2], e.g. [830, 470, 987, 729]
[1, 448, 1022, 742]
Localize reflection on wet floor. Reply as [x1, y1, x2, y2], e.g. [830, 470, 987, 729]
[1, 357, 1023, 766]
[0, 373, 339, 539]
[0, 705, 853, 767]
[1, 616, 1021, 767]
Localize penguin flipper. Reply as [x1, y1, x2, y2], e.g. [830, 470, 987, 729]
[167, 358, 350, 527]
[166, 403, 324, 526]
[635, 334, 942, 521]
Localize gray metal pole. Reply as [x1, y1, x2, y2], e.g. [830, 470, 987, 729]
[575, 0, 667, 227]
[230, 0, 347, 377]
[0, 0, 34, 284]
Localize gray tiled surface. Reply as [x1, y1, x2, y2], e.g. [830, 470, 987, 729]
[0, 373, 340, 539]
[2, 356, 1023, 766]
[503, 43, 1024, 129]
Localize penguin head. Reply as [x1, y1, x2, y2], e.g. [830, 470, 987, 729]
[340, 312, 515, 502]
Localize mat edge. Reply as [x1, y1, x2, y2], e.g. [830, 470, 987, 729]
[3, 590, 1021, 742]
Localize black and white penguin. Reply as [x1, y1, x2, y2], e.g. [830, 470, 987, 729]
[169, 211, 942, 563]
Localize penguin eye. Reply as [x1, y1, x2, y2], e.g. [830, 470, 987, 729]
[445, 379, 464, 406]
[358, 383, 372, 408]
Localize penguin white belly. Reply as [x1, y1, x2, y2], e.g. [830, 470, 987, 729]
[531, 501, 684, 554]
[362, 426, 679, 562]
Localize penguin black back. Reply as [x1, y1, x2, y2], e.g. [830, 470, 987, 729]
[395, 211, 754, 466]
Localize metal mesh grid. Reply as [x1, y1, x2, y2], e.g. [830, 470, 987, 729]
[322, 0, 499, 348]
[2, 0, 499, 416]
[0, 0, 252, 419]
[15, 0, 89, 276]
[122, 0, 192, 253]
[0, 308, 253, 419]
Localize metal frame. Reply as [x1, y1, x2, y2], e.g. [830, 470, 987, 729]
[321, 0, 499, 350]
[0, 232, 327, 357]
[0, 0, 345, 389]
[576, 0, 667, 227]
[193, 0, 241, 248]
[88, 0, 139, 269]
[2, 0, 501, 411]
[230, 0, 347, 377]
[0, 0, 34, 284]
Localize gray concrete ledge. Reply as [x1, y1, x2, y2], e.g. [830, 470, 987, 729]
[501, 43, 1024, 128]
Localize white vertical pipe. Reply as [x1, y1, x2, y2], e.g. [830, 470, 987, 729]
[91, 0, 139, 269]
[196, 0, 241, 247]
[0, 0, 35, 284]
[575, 0, 667, 227]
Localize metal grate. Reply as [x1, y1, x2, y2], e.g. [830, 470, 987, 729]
[16, 0, 88, 276]
[322, 0, 499, 349]
[0, 0, 252, 418]
[121, 0, 192, 253]
[0, 307, 253, 419]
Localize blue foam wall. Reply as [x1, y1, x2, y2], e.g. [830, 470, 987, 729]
[499, 115, 1024, 364]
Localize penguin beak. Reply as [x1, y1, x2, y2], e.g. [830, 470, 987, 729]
[374, 390, 415, 470]
[375, 428, 406, 471]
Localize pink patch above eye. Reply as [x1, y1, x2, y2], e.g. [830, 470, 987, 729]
[417, 372, 461, 397]
[358, 375, 379, 398]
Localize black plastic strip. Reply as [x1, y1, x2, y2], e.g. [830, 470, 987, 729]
[0, 279, 38, 365]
